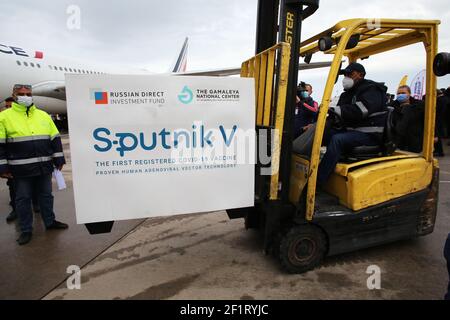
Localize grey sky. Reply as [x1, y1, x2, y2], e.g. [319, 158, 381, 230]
[1, 0, 449, 97]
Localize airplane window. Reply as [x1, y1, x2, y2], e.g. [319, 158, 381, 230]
[16, 61, 21, 66]
[69, 68, 73, 72]
[37, 64, 41, 68]
[64, 67, 68, 72]
[30, 63, 35, 67]
[59, 67, 63, 71]
[24, 62, 28, 66]
[48, 65, 52, 69]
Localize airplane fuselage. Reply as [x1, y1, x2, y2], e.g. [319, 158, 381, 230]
[0, 43, 140, 114]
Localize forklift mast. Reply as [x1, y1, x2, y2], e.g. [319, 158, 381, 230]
[86, 1, 320, 235]
[255, 0, 319, 201]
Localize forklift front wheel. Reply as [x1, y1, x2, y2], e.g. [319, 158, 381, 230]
[279, 224, 327, 274]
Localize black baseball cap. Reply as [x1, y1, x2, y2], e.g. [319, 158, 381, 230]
[340, 62, 366, 76]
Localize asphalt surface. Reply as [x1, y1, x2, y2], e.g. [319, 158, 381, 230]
[0, 136, 144, 300]
[1, 136, 449, 300]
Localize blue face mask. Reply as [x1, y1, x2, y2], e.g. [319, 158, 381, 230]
[397, 93, 409, 103]
[301, 91, 310, 99]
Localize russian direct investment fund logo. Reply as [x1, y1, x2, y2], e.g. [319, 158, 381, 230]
[178, 86, 193, 104]
[90, 88, 108, 105]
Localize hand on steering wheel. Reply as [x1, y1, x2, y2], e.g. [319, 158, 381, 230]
[328, 107, 344, 130]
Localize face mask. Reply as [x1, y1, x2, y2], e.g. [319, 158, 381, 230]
[396, 94, 409, 103]
[301, 91, 310, 99]
[342, 77, 354, 90]
[16, 95, 33, 107]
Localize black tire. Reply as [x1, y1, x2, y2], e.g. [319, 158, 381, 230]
[279, 224, 327, 274]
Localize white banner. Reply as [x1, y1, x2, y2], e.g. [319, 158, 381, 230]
[65, 75, 255, 224]
[410, 69, 426, 100]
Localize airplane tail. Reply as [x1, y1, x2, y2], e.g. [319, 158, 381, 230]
[170, 37, 188, 73]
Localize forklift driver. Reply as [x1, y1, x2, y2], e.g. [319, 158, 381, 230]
[317, 63, 388, 186]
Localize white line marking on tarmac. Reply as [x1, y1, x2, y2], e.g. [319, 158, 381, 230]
[440, 181, 450, 183]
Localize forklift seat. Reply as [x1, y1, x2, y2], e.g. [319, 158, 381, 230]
[343, 107, 396, 161]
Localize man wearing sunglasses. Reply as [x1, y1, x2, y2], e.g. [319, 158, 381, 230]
[0, 84, 68, 245]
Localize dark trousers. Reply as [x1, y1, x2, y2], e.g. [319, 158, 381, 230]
[7, 178, 15, 208]
[444, 233, 450, 300]
[6, 178, 39, 211]
[317, 128, 378, 185]
[15, 174, 55, 233]
[434, 138, 444, 156]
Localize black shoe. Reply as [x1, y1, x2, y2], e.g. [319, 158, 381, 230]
[17, 232, 32, 245]
[46, 220, 69, 230]
[6, 211, 17, 223]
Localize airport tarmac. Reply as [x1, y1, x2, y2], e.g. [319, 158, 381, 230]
[0, 136, 449, 300]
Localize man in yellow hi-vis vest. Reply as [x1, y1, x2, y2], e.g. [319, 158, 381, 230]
[0, 84, 68, 245]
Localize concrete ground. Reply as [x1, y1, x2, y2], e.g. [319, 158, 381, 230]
[0, 136, 144, 300]
[1, 136, 449, 300]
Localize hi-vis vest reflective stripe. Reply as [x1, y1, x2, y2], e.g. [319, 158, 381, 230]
[0, 102, 65, 175]
[8, 156, 53, 165]
[6, 134, 59, 143]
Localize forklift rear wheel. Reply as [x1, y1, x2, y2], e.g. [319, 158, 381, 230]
[279, 224, 327, 274]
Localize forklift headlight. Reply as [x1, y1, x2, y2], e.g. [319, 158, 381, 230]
[434, 52, 450, 77]
[319, 36, 333, 51]
[346, 34, 360, 50]
[304, 53, 313, 64]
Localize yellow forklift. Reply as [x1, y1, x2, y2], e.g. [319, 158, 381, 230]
[83, 0, 450, 274]
[227, 0, 448, 273]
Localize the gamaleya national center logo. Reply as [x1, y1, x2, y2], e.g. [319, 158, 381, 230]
[90, 88, 108, 105]
[178, 86, 193, 104]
